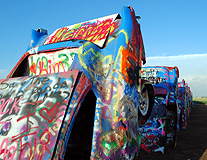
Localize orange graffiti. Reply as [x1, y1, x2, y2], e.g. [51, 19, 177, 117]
[121, 48, 138, 84]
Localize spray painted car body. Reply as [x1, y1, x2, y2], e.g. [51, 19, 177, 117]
[185, 83, 193, 116]
[139, 98, 166, 154]
[0, 6, 151, 159]
[177, 80, 188, 129]
[141, 66, 180, 153]
[177, 80, 193, 130]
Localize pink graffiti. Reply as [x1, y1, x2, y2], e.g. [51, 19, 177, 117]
[0, 98, 21, 116]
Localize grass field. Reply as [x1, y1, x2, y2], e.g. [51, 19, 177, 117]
[193, 97, 207, 105]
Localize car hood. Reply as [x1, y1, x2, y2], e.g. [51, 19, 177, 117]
[0, 70, 92, 159]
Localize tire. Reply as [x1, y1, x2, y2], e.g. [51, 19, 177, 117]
[138, 86, 154, 126]
[165, 103, 178, 148]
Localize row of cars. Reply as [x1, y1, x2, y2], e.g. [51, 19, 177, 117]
[140, 66, 193, 154]
[0, 6, 192, 159]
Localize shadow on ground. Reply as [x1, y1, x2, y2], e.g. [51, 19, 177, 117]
[193, 101, 206, 105]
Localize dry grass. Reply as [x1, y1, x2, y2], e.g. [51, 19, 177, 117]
[193, 97, 207, 105]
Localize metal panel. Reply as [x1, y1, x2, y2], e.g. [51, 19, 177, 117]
[0, 71, 79, 159]
[44, 14, 119, 48]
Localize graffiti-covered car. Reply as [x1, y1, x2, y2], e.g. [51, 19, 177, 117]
[177, 80, 193, 130]
[177, 80, 188, 129]
[140, 66, 180, 153]
[185, 83, 193, 116]
[0, 6, 153, 159]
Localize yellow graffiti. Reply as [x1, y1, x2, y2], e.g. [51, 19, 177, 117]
[24, 144, 33, 159]
[78, 43, 114, 82]
[49, 120, 60, 136]
[108, 29, 128, 44]
[78, 42, 100, 71]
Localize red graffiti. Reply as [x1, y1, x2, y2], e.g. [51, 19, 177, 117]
[45, 18, 119, 45]
[0, 138, 17, 160]
[29, 58, 67, 75]
[39, 102, 61, 123]
[30, 63, 36, 74]
[37, 130, 52, 159]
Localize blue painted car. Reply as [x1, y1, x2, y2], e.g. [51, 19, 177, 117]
[140, 66, 180, 153]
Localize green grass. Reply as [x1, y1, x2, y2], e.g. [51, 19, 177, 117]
[193, 97, 207, 105]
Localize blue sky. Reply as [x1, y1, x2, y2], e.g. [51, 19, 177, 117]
[0, 0, 207, 97]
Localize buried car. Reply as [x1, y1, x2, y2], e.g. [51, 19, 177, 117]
[0, 6, 154, 159]
[185, 82, 193, 117]
[177, 80, 193, 129]
[140, 66, 180, 153]
[177, 80, 188, 129]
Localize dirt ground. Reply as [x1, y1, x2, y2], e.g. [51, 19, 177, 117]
[137, 103, 207, 160]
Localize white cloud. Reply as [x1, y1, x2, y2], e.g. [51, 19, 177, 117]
[147, 53, 207, 60]
[145, 53, 207, 97]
